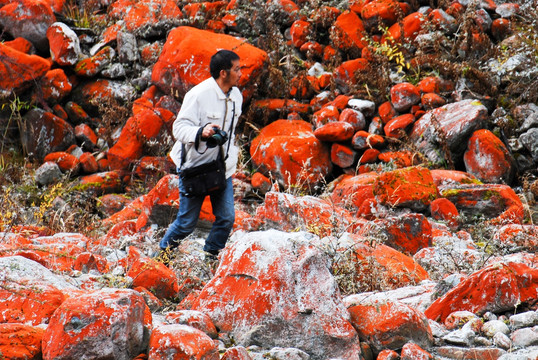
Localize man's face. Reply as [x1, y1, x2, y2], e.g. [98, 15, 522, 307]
[222, 59, 242, 87]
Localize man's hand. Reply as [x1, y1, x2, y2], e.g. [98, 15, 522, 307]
[202, 124, 220, 138]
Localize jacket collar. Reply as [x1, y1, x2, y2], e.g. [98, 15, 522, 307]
[208, 77, 230, 100]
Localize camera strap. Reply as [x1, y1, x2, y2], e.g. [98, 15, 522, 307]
[180, 97, 235, 168]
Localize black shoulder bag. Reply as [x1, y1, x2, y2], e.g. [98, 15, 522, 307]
[179, 100, 235, 197]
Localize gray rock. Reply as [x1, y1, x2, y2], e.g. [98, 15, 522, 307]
[510, 311, 538, 330]
[442, 323, 476, 346]
[519, 128, 538, 161]
[515, 103, 538, 132]
[409, 99, 488, 166]
[347, 99, 376, 117]
[117, 31, 139, 64]
[268, 347, 310, 360]
[511, 326, 538, 347]
[35, 161, 63, 186]
[493, 332, 512, 350]
[482, 320, 510, 337]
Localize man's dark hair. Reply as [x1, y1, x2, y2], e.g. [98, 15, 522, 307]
[210, 50, 240, 79]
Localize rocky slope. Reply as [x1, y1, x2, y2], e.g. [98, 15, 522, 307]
[0, 0, 537, 359]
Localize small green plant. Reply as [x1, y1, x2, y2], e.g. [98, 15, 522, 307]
[1, 96, 33, 156]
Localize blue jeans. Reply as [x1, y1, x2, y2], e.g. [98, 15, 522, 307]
[159, 176, 235, 254]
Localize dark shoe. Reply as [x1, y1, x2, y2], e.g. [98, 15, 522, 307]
[152, 247, 176, 267]
[203, 251, 218, 262]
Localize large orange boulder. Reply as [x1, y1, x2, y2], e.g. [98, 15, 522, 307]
[347, 299, 433, 353]
[360, 214, 433, 255]
[126, 247, 180, 300]
[151, 26, 268, 100]
[338, 234, 430, 291]
[190, 230, 362, 359]
[0, 323, 45, 360]
[425, 262, 538, 322]
[0, 256, 75, 325]
[42, 289, 150, 360]
[374, 166, 439, 211]
[463, 129, 515, 184]
[329, 172, 377, 210]
[0, 42, 51, 96]
[250, 119, 332, 191]
[255, 191, 357, 236]
[0, 0, 56, 52]
[440, 183, 524, 225]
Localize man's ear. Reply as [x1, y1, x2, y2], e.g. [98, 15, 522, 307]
[219, 69, 228, 80]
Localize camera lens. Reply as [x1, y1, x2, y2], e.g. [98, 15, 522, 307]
[206, 127, 228, 148]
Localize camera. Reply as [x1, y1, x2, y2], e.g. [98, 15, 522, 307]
[205, 126, 228, 148]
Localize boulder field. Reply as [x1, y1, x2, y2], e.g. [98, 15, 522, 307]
[0, 0, 537, 359]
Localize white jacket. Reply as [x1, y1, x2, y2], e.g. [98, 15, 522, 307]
[169, 77, 243, 179]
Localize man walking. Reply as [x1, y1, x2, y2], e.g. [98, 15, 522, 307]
[156, 49, 243, 264]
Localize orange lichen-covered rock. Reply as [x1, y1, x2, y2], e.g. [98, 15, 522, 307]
[425, 262, 538, 322]
[165, 310, 218, 339]
[492, 224, 538, 252]
[361, 214, 433, 255]
[126, 252, 179, 300]
[3, 37, 34, 53]
[421, 92, 446, 110]
[152, 26, 267, 100]
[250, 119, 331, 190]
[107, 109, 165, 170]
[38, 68, 72, 104]
[384, 113, 415, 139]
[463, 129, 514, 184]
[331, 143, 358, 169]
[0, 0, 55, 52]
[75, 46, 114, 77]
[108, 0, 182, 36]
[79, 152, 99, 174]
[341, 234, 430, 290]
[148, 324, 219, 360]
[79, 170, 123, 196]
[384, 12, 425, 43]
[430, 198, 460, 229]
[47, 22, 81, 66]
[346, 299, 433, 353]
[378, 101, 398, 124]
[190, 230, 362, 359]
[290, 19, 312, 48]
[491, 18, 512, 40]
[374, 166, 439, 210]
[378, 151, 420, 168]
[330, 10, 367, 55]
[340, 108, 366, 131]
[330, 172, 377, 210]
[390, 82, 421, 113]
[361, 0, 410, 30]
[42, 289, 149, 360]
[256, 191, 357, 235]
[334, 58, 369, 87]
[43, 151, 80, 173]
[312, 105, 340, 127]
[0, 43, 51, 96]
[314, 121, 355, 142]
[0, 323, 45, 360]
[401, 343, 433, 360]
[0, 256, 74, 325]
[222, 346, 252, 360]
[430, 169, 479, 187]
[440, 183, 524, 225]
[351, 130, 385, 150]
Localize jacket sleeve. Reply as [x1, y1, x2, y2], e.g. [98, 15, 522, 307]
[173, 91, 202, 145]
